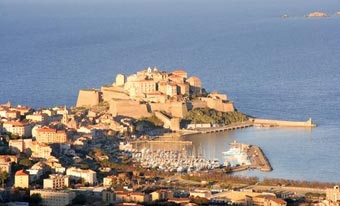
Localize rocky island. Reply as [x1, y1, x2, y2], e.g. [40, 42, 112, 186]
[305, 11, 329, 18]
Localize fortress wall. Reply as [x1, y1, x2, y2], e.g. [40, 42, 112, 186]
[191, 100, 208, 110]
[76, 90, 100, 107]
[101, 86, 130, 102]
[253, 118, 316, 127]
[220, 101, 235, 112]
[169, 102, 188, 118]
[150, 102, 187, 118]
[154, 111, 181, 131]
[154, 111, 172, 129]
[196, 98, 235, 112]
[109, 100, 151, 119]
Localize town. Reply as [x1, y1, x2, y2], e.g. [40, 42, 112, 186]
[0, 68, 335, 206]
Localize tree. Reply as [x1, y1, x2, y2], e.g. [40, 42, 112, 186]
[0, 172, 9, 188]
[30, 193, 42, 205]
[19, 158, 33, 168]
[72, 194, 87, 205]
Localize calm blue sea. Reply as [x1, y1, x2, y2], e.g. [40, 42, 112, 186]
[1, 0, 340, 182]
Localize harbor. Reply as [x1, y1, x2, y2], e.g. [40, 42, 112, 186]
[121, 136, 272, 174]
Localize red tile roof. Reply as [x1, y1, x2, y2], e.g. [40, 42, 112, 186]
[15, 169, 28, 176]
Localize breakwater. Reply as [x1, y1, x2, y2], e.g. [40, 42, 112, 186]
[248, 145, 272, 172]
[251, 118, 316, 128]
[183, 117, 316, 136]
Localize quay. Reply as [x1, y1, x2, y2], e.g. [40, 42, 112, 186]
[191, 121, 254, 134]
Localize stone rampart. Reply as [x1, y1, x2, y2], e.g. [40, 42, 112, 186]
[154, 111, 180, 131]
[76, 90, 100, 107]
[109, 99, 151, 119]
[101, 86, 130, 102]
[199, 97, 235, 112]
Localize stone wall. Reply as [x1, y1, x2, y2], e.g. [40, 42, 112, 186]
[154, 111, 180, 131]
[109, 99, 151, 119]
[150, 101, 187, 118]
[199, 97, 235, 112]
[76, 90, 101, 107]
[101, 86, 130, 102]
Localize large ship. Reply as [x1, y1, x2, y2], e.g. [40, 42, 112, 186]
[222, 141, 251, 167]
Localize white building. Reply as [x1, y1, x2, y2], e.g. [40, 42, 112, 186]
[66, 167, 97, 185]
[43, 174, 69, 189]
[30, 189, 75, 206]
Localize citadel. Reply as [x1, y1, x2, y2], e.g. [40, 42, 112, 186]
[76, 67, 235, 130]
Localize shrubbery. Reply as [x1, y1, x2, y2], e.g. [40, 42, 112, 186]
[184, 108, 248, 124]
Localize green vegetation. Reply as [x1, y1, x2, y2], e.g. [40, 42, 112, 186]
[185, 108, 248, 124]
[182, 173, 258, 188]
[139, 115, 164, 127]
[30, 193, 42, 205]
[19, 158, 33, 168]
[73, 194, 87, 205]
[0, 172, 9, 188]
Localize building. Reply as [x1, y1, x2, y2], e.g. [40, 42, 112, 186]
[190, 189, 212, 199]
[5, 110, 20, 120]
[30, 189, 76, 206]
[151, 190, 173, 201]
[9, 138, 33, 153]
[31, 142, 52, 159]
[26, 113, 48, 124]
[43, 174, 69, 189]
[14, 170, 29, 188]
[27, 162, 48, 182]
[3, 121, 32, 137]
[187, 76, 202, 95]
[35, 127, 67, 144]
[103, 175, 117, 187]
[213, 191, 276, 205]
[326, 186, 340, 205]
[115, 191, 150, 203]
[66, 167, 97, 185]
[102, 190, 115, 203]
[264, 198, 287, 206]
[0, 155, 17, 174]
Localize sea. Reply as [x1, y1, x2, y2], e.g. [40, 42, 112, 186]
[0, 0, 340, 182]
